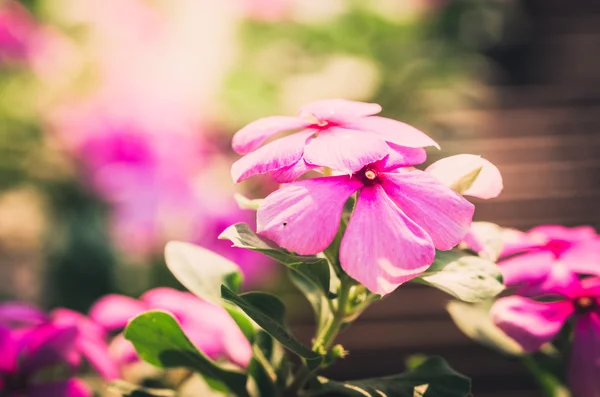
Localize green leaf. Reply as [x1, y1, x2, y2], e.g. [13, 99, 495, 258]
[313, 356, 471, 397]
[449, 165, 483, 195]
[164, 241, 242, 304]
[234, 193, 263, 210]
[463, 221, 504, 261]
[221, 285, 322, 368]
[288, 268, 333, 333]
[163, 241, 257, 343]
[219, 223, 332, 295]
[446, 300, 524, 355]
[108, 380, 175, 397]
[415, 251, 504, 302]
[124, 310, 249, 397]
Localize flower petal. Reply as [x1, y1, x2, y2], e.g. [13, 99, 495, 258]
[77, 336, 119, 379]
[499, 228, 544, 257]
[568, 312, 600, 397]
[232, 116, 311, 154]
[529, 225, 597, 243]
[257, 176, 362, 255]
[0, 325, 17, 372]
[270, 159, 320, 183]
[499, 250, 555, 289]
[348, 116, 439, 149]
[382, 169, 475, 251]
[340, 184, 435, 295]
[298, 99, 381, 123]
[231, 130, 314, 183]
[490, 296, 573, 352]
[378, 143, 427, 170]
[0, 302, 48, 327]
[425, 154, 503, 199]
[561, 239, 600, 277]
[89, 295, 147, 331]
[20, 324, 80, 374]
[30, 379, 92, 397]
[303, 127, 389, 174]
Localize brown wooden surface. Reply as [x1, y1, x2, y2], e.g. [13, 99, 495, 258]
[288, 2, 600, 396]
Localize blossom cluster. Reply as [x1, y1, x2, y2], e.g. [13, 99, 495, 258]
[0, 288, 252, 396]
[231, 98, 503, 294]
[466, 224, 600, 397]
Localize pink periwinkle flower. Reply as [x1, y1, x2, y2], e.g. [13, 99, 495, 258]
[0, 302, 116, 397]
[89, 288, 252, 368]
[231, 99, 439, 183]
[496, 225, 600, 295]
[256, 152, 490, 295]
[491, 268, 600, 397]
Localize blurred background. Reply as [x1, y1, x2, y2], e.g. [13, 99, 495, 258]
[0, 0, 599, 396]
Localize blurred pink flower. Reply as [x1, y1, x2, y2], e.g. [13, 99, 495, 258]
[491, 270, 600, 397]
[0, 0, 35, 61]
[231, 98, 439, 183]
[497, 225, 600, 295]
[257, 153, 475, 295]
[0, 302, 116, 396]
[89, 288, 253, 368]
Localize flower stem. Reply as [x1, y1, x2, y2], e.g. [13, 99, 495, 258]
[286, 277, 353, 396]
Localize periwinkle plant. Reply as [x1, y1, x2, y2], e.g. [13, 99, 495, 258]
[121, 99, 506, 397]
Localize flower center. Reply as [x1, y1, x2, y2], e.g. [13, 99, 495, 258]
[357, 167, 380, 185]
[574, 296, 596, 313]
[544, 239, 572, 258]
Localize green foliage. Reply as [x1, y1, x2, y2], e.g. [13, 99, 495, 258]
[312, 356, 471, 397]
[221, 285, 323, 369]
[124, 310, 249, 397]
[415, 250, 504, 302]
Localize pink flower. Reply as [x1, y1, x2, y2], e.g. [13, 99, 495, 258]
[497, 225, 600, 295]
[0, 303, 112, 397]
[89, 288, 252, 368]
[256, 154, 476, 295]
[231, 98, 439, 183]
[491, 270, 600, 397]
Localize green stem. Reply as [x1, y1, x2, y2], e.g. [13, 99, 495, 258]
[521, 355, 567, 397]
[286, 278, 353, 396]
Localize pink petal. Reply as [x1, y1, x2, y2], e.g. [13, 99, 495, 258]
[231, 116, 311, 154]
[0, 302, 48, 327]
[499, 228, 544, 257]
[257, 176, 363, 255]
[89, 295, 147, 331]
[231, 129, 314, 183]
[348, 116, 440, 149]
[340, 185, 435, 295]
[537, 263, 584, 298]
[382, 169, 475, 251]
[77, 336, 119, 379]
[378, 143, 427, 170]
[271, 159, 320, 183]
[529, 225, 597, 243]
[298, 99, 381, 123]
[561, 239, 600, 277]
[303, 127, 389, 174]
[499, 250, 555, 289]
[490, 296, 573, 352]
[0, 325, 17, 372]
[20, 324, 80, 374]
[425, 154, 503, 199]
[108, 333, 138, 364]
[30, 379, 92, 397]
[568, 312, 600, 397]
